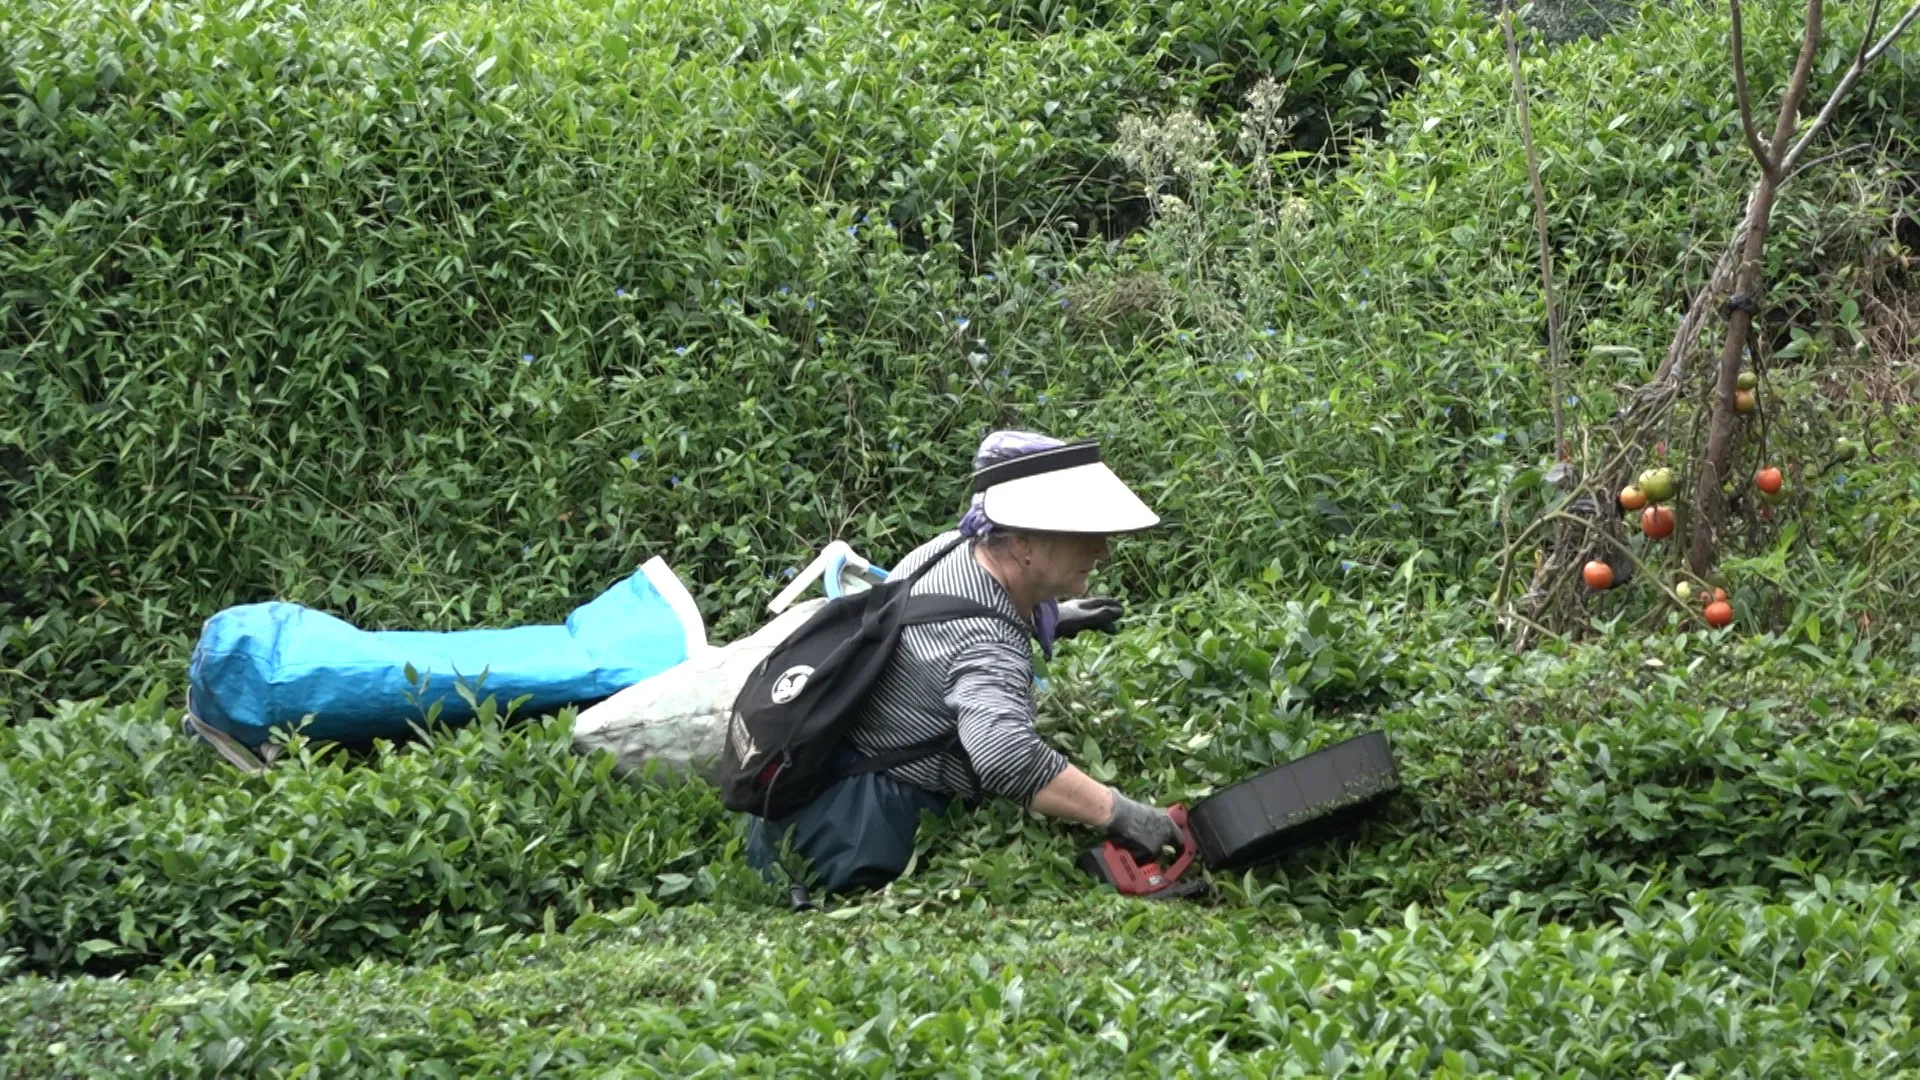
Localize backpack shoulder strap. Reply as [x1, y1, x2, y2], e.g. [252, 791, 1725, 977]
[900, 593, 1027, 634]
[899, 533, 973, 585]
[841, 728, 962, 777]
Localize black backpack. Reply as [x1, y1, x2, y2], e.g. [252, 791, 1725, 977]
[720, 535, 1020, 819]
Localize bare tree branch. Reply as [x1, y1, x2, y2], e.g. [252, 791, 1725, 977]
[1862, 0, 1915, 60]
[1501, 0, 1568, 451]
[1729, 0, 1778, 177]
[1781, 0, 1916, 176]
[1785, 141, 1874, 183]
[1773, 0, 1825, 156]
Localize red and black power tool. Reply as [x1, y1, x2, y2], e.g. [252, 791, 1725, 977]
[1076, 804, 1212, 900]
[1078, 731, 1404, 900]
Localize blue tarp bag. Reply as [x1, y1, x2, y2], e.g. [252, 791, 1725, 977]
[187, 558, 708, 749]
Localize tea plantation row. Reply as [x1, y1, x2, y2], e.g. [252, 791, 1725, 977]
[6, 872, 1918, 1075]
[7, 590, 1919, 977]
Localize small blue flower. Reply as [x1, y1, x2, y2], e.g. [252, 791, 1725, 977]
[1037, 393, 1049, 403]
[1243, 350, 1255, 361]
[669, 475, 681, 488]
[1490, 432, 1508, 444]
[520, 545, 530, 556]
[709, 279, 721, 288]
[1059, 297, 1071, 309]
[1178, 332, 1190, 342]
[783, 566, 797, 579]
[861, 213, 871, 224]
[805, 299, 816, 310]
[1339, 560, 1358, 572]
[673, 345, 689, 356]
[954, 316, 970, 330]
[889, 441, 901, 451]
[1292, 405, 1306, 416]
[986, 272, 997, 282]
[1233, 370, 1250, 383]
[1262, 326, 1277, 337]
[1834, 473, 1848, 487]
[627, 450, 642, 462]
[521, 353, 535, 364]
[1389, 502, 1406, 513]
[1319, 400, 1331, 412]
[846, 225, 858, 237]
[615, 287, 627, 298]
[1443, 406, 1453, 416]
[816, 335, 826, 345]
[1356, 300, 1370, 311]
[999, 368, 1010, 378]
[1564, 394, 1579, 406]
[1033, 676, 1050, 692]
[778, 284, 792, 295]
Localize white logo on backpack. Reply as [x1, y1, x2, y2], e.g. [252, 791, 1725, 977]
[769, 664, 814, 704]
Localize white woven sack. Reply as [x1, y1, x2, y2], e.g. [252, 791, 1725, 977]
[571, 598, 826, 784]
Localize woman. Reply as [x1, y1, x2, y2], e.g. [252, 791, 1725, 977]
[746, 431, 1184, 900]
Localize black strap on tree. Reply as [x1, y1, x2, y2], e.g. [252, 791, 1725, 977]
[1722, 292, 1760, 317]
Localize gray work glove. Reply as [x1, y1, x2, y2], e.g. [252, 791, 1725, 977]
[1102, 787, 1183, 863]
[1056, 597, 1125, 640]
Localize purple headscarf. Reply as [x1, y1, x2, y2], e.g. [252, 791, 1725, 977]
[958, 430, 1065, 658]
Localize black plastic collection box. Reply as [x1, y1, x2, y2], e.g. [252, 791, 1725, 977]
[1187, 730, 1402, 870]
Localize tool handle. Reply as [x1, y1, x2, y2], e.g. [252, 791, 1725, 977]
[1099, 803, 1198, 895]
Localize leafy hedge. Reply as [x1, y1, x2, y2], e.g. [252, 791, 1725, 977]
[7, 882, 1920, 1075]
[0, 0, 1168, 712]
[0, 0, 1466, 718]
[0, 689, 742, 975]
[9, 584, 1920, 978]
[6, 0, 1916, 722]
[1477, 634, 1920, 908]
[965, 0, 1470, 140]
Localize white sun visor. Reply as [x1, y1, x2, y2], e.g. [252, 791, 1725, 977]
[974, 442, 1161, 534]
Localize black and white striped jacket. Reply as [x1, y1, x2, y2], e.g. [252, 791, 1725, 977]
[843, 530, 1069, 805]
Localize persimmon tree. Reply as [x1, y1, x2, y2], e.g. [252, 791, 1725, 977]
[1502, 0, 1920, 646]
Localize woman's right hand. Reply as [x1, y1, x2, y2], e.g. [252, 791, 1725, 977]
[1102, 787, 1183, 862]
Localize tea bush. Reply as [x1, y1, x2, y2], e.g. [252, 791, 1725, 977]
[8, 0, 1916, 724]
[6, 0, 1920, 1066]
[7, 881, 1920, 1076]
[0, 0, 1182, 715]
[0, 687, 749, 976]
[965, 0, 1473, 140]
[0, 0, 1473, 716]
[1475, 635, 1920, 909]
[11, 584, 1920, 980]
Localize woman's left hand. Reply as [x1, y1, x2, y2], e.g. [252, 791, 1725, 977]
[1056, 597, 1124, 639]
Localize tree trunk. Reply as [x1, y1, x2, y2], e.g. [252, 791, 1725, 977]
[1684, 179, 1778, 575]
[1685, 0, 1823, 575]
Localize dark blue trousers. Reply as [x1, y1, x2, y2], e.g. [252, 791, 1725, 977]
[745, 747, 952, 897]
